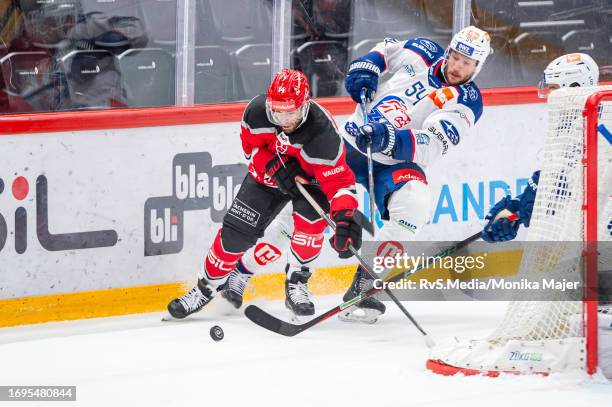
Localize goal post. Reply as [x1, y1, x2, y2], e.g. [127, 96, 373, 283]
[426, 86, 612, 377]
[584, 88, 612, 374]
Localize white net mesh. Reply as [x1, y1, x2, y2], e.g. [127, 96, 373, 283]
[428, 86, 612, 374]
[488, 86, 612, 345]
[486, 86, 612, 348]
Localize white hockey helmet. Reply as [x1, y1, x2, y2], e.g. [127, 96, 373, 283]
[537, 53, 599, 98]
[445, 26, 491, 82]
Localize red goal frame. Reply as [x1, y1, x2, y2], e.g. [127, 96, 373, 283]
[584, 90, 612, 375]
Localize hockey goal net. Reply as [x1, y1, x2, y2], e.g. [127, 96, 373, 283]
[427, 86, 612, 376]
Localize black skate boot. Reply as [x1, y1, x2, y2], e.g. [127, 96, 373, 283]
[167, 278, 214, 319]
[217, 261, 252, 309]
[285, 265, 315, 319]
[338, 266, 386, 324]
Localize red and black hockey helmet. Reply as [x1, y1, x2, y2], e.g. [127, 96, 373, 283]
[266, 69, 311, 128]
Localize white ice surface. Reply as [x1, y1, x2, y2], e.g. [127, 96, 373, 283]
[0, 297, 610, 407]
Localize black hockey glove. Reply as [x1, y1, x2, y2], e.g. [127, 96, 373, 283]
[331, 209, 362, 259]
[265, 155, 307, 199]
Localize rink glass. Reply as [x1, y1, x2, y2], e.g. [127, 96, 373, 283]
[0, 0, 610, 114]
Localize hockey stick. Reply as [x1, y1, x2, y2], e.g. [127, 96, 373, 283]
[245, 229, 483, 339]
[288, 176, 374, 236]
[246, 179, 436, 345]
[275, 155, 375, 237]
[360, 88, 377, 232]
[297, 179, 432, 342]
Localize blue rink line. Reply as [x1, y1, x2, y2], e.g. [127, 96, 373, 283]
[600, 124, 612, 145]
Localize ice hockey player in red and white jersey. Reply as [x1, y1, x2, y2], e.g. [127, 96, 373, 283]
[167, 69, 363, 320]
[225, 26, 493, 323]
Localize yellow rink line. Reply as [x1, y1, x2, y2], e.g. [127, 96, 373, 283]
[0, 250, 522, 328]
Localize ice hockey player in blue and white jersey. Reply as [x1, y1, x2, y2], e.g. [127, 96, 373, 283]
[220, 26, 492, 323]
[335, 26, 491, 321]
[341, 28, 489, 237]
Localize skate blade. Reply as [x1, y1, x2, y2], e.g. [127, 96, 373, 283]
[211, 292, 242, 316]
[337, 307, 380, 324]
[218, 289, 243, 310]
[287, 309, 314, 323]
[161, 313, 181, 322]
[160, 295, 235, 322]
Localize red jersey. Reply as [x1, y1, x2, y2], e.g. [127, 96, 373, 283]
[240, 94, 357, 212]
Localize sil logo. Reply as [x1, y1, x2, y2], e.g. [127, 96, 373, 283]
[0, 175, 117, 254]
[144, 152, 247, 256]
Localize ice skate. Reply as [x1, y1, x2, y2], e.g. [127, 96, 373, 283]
[166, 278, 215, 319]
[217, 262, 253, 309]
[338, 266, 385, 324]
[285, 265, 315, 321]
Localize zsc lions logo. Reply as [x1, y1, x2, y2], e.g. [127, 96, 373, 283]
[414, 132, 430, 145]
[419, 39, 438, 53]
[440, 120, 460, 145]
[372, 96, 411, 129]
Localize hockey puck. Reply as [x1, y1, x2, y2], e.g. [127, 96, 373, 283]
[210, 325, 224, 341]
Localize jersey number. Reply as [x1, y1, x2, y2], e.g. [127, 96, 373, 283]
[405, 81, 427, 103]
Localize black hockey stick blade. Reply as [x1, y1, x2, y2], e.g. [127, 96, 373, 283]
[244, 305, 319, 336]
[245, 295, 361, 337]
[245, 290, 380, 337]
[352, 208, 374, 236]
[245, 231, 483, 337]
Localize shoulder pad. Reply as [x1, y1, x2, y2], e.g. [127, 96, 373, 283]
[403, 37, 444, 66]
[242, 94, 273, 129]
[455, 82, 483, 122]
[300, 103, 343, 165]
